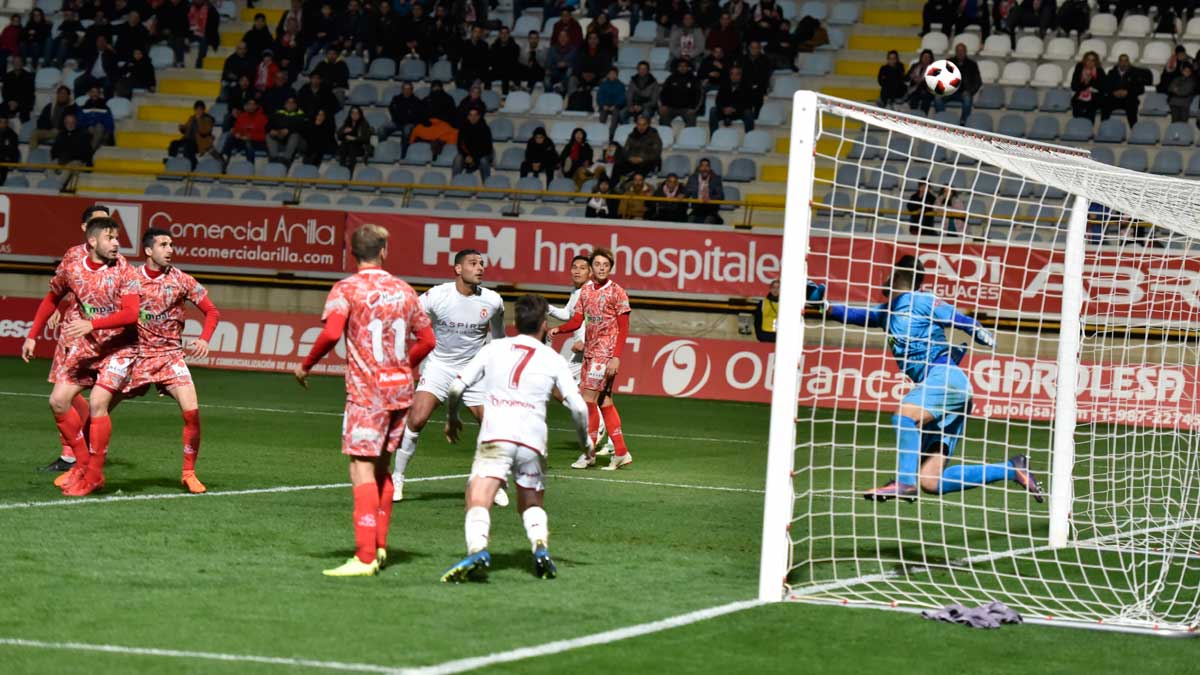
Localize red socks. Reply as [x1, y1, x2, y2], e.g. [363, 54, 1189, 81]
[586, 401, 601, 446]
[87, 415, 112, 482]
[53, 409, 89, 469]
[352, 483, 380, 564]
[182, 409, 201, 473]
[56, 395, 91, 460]
[601, 405, 628, 457]
[72, 394, 91, 445]
[377, 475, 394, 551]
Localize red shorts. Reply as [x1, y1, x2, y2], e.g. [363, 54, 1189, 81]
[93, 347, 138, 394]
[581, 356, 612, 392]
[341, 401, 408, 458]
[49, 336, 94, 386]
[127, 352, 193, 396]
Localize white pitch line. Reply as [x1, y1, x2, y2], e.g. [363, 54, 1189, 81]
[549, 473, 764, 494]
[407, 599, 765, 675]
[0, 475, 469, 511]
[0, 638, 402, 673]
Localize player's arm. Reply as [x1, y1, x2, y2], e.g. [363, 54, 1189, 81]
[62, 292, 139, 339]
[407, 324, 436, 370]
[22, 288, 68, 362]
[807, 280, 886, 327]
[187, 296, 222, 360]
[549, 310, 585, 337]
[547, 291, 578, 321]
[604, 311, 631, 378]
[556, 361, 593, 454]
[489, 300, 506, 339]
[445, 346, 488, 444]
[932, 300, 995, 348]
[294, 311, 347, 388]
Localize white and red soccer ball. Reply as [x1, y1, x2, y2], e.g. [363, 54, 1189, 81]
[924, 59, 961, 96]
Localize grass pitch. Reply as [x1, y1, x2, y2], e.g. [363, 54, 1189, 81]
[0, 357, 1194, 673]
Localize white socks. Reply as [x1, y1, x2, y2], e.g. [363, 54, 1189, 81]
[465, 506, 491, 554]
[522, 506, 549, 552]
[393, 427, 420, 481]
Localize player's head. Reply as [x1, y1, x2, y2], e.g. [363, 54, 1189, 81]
[454, 249, 485, 286]
[570, 254, 591, 288]
[515, 293, 549, 339]
[80, 203, 110, 232]
[350, 224, 389, 265]
[85, 217, 122, 262]
[590, 247, 615, 283]
[883, 254, 925, 298]
[142, 227, 173, 268]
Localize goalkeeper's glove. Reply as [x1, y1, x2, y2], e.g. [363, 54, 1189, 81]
[974, 327, 996, 349]
[805, 281, 828, 313]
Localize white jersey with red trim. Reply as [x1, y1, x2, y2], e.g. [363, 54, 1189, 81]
[420, 281, 505, 369]
[455, 333, 578, 456]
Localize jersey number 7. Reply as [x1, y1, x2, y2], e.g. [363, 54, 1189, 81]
[509, 344, 536, 389]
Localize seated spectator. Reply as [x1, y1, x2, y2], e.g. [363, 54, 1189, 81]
[167, 100, 217, 167]
[369, 1, 397, 61]
[793, 14, 829, 52]
[1057, 0, 1089, 36]
[932, 43, 981, 125]
[726, 0, 752, 32]
[336, 0, 369, 57]
[0, 15, 20, 65]
[520, 126, 558, 188]
[551, 9, 584, 50]
[456, 85, 488, 126]
[312, 47, 350, 98]
[409, 116, 458, 159]
[1168, 61, 1196, 123]
[267, 95, 307, 165]
[993, 0, 1020, 49]
[115, 47, 157, 98]
[298, 72, 340, 120]
[606, 0, 641, 28]
[709, 66, 755, 133]
[669, 13, 704, 63]
[387, 83, 427, 157]
[659, 58, 702, 126]
[686, 158, 724, 224]
[274, 17, 304, 78]
[519, 31, 547, 92]
[0, 116, 15, 185]
[1071, 51, 1104, 122]
[261, 70, 293, 114]
[767, 19, 799, 71]
[488, 26, 521, 95]
[706, 13, 740, 57]
[618, 172, 654, 219]
[1, 55, 34, 122]
[1103, 54, 1146, 127]
[906, 49, 935, 114]
[546, 30, 579, 94]
[115, 10, 151, 63]
[588, 14, 620, 54]
[932, 186, 965, 234]
[222, 97, 268, 163]
[52, 113, 95, 166]
[878, 50, 907, 108]
[595, 141, 624, 180]
[19, 8, 51, 68]
[1157, 46, 1190, 95]
[906, 180, 938, 236]
[597, 67, 627, 137]
[74, 35, 118, 97]
[154, 0, 189, 67]
[47, 10, 84, 68]
[302, 108, 337, 165]
[221, 42, 256, 99]
[739, 40, 772, 114]
[573, 33, 612, 94]
[623, 61, 660, 123]
[585, 177, 619, 218]
[336, 105, 372, 170]
[954, 0, 990, 36]
[31, 86, 79, 150]
[186, 0, 220, 69]
[452, 108, 494, 182]
[307, 4, 341, 62]
[752, 279, 779, 342]
[242, 12, 274, 61]
[78, 87, 115, 151]
[1015, 0, 1055, 41]
[651, 173, 688, 222]
[559, 127, 593, 180]
[424, 80, 458, 125]
[458, 25, 490, 89]
[618, 115, 662, 178]
[699, 46, 729, 94]
[922, 0, 955, 36]
[254, 52, 280, 94]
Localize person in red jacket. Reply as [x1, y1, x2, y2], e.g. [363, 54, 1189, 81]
[221, 97, 268, 163]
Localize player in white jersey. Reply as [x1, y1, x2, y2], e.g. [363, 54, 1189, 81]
[391, 249, 506, 503]
[547, 254, 614, 457]
[440, 294, 591, 582]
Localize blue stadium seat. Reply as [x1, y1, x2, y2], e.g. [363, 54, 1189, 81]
[481, 175, 511, 199]
[998, 178, 1024, 197]
[497, 147, 524, 171]
[974, 87, 1005, 110]
[1028, 115, 1060, 140]
[398, 59, 426, 82]
[828, 1, 860, 24]
[530, 205, 560, 216]
[662, 154, 691, 177]
[1090, 147, 1115, 165]
[337, 194, 364, 206]
[430, 60, 453, 82]
[466, 202, 493, 213]
[490, 117, 514, 142]
[371, 140, 403, 164]
[415, 170, 446, 196]
[240, 189, 267, 200]
[160, 156, 190, 180]
[1061, 117, 1094, 141]
[254, 162, 289, 185]
[726, 158, 757, 182]
[319, 165, 351, 189]
[407, 199, 430, 210]
[348, 84, 377, 106]
[366, 58, 396, 80]
[997, 114, 1026, 137]
[303, 192, 331, 204]
[345, 56, 366, 78]
[500, 91, 533, 114]
[144, 183, 171, 195]
[207, 185, 234, 199]
[835, 164, 860, 187]
[517, 176, 545, 193]
[401, 143, 433, 165]
[544, 177, 576, 202]
[721, 185, 740, 211]
[1117, 148, 1148, 172]
[972, 173, 1000, 194]
[194, 156, 223, 181]
[861, 169, 899, 190]
[481, 90, 501, 112]
[516, 120, 546, 142]
[368, 197, 396, 208]
[798, 53, 834, 76]
[674, 126, 708, 150]
[1151, 149, 1182, 175]
[352, 166, 382, 191]
[1141, 92, 1169, 117]
[433, 200, 461, 211]
[1095, 118, 1127, 143]
[383, 168, 414, 193]
[1128, 121, 1160, 145]
[1184, 151, 1200, 176]
[1039, 88, 1072, 113]
[757, 101, 786, 126]
[739, 130, 773, 154]
[269, 190, 293, 202]
[449, 172, 480, 196]
[1162, 122, 1194, 146]
[225, 159, 254, 180]
[966, 111, 994, 132]
[1007, 87, 1038, 111]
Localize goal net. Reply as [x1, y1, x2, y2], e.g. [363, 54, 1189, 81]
[758, 91, 1200, 635]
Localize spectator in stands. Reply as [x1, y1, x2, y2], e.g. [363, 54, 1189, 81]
[307, 4, 340, 61]
[793, 14, 829, 52]
[588, 13, 620, 53]
[993, 0, 1020, 49]
[298, 72, 340, 120]
[520, 126, 559, 188]
[618, 171, 654, 219]
[223, 74, 255, 131]
[453, 107, 494, 181]
[559, 127, 594, 181]
[154, 0, 189, 67]
[0, 116, 17, 185]
[596, 140, 624, 180]
[706, 13, 740, 57]
[387, 83, 426, 158]
[585, 177, 619, 219]
[953, 0, 989, 37]
[659, 58, 702, 126]
[20, 9, 51, 68]
[242, 12, 274, 62]
[623, 61, 660, 123]
[1057, 0, 1089, 36]
[79, 86, 114, 150]
[221, 42, 256, 99]
[267, 95, 307, 165]
[699, 46, 729, 94]
[752, 279, 779, 342]
[1169, 62, 1197, 123]
[767, 19, 799, 70]
[312, 48, 350, 98]
[187, 0, 220, 69]
[520, 31, 547, 91]
[573, 33, 612, 94]
[0, 16, 19, 65]
[933, 186, 965, 234]
[547, 29, 579, 94]
[425, 6, 461, 67]
[878, 50, 907, 108]
[670, 13, 705, 63]
[620, 115, 662, 178]
[115, 11, 150, 63]
[424, 80, 458, 125]
[726, 0, 752, 32]
[686, 157, 724, 224]
[932, 43, 981, 125]
[488, 26, 521, 95]
[222, 97, 268, 163]
[709, 65, 755, 133]
[921, 0, 952, 36]
[458, 25, 490, 89]
[115, 47, 156, 98]
[551, 9, 584, 49]
[906, 49, 935, 114]
[651, 173, 689, 222]
[1, 55, 34, 123]
[739, 40, 773, 114]
[261, 70, 293, 114]
[1016, 0, 1056, 40]
[606, 0, 641, 29]
[254, 51, 281, 95]
[369, 2, 397, 61]
[1103, 54, 1146, 127]
[597, 67, 627, 138]
[30, 86, 78, 150]
[48, 10, 83, 68]
[1157, 46, 1189, 95]
[906, 180, 938, 235]
[1070, 51, 1104, 123]
[303, 108, 337, 165]
[336, 105, 372, 170]
[275, 17, 304, 77]
[81, 12, 114, 64]
[51, 112, 94, 166]
[337, 0, 369, 57]
[652, 14, 673, 48]
[74, 35, 117, 97]
[168, 100, 217, 168]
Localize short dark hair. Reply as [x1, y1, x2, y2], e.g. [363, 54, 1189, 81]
[571, 254, 591, 266]
[350, 224, 388, 262]
[885, 254, 925, 297]
[81, 204, 109, 224]
[193, 100, 206, 110]
[85, 216, 120, 240]
[142, 227, 171, 250]
[637, 60, 649, 68]
[515, 294, 548, 335]
[454, 249, 482, 265]
[254, 12, 266, 20]
[591, 247, 615, 266]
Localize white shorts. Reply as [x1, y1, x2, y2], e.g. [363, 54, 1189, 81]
[417, 359, 485, 407]
[470, 441, 546, 492]
[568, 358, 582, 383]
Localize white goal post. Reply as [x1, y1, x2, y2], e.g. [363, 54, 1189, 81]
[759, 90, 1200, 635]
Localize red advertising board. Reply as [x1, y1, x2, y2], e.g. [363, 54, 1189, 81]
[0, 193, 344, 273]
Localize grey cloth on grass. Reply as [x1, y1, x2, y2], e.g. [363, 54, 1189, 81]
[921, 601, 1023, 629]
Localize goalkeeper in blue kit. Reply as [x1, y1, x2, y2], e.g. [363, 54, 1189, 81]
[809, 255, 1045, 503]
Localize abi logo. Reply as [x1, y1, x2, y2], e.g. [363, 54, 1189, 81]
[0, 194, 10, 245]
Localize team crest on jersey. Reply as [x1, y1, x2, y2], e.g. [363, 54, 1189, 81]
[479, 307, 488, 319]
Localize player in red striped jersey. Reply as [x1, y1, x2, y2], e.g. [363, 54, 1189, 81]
[125, 228, 221, 494]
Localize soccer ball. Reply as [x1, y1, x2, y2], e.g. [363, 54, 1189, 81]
[924, 59, 961, 96]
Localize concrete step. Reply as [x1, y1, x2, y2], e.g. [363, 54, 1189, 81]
[861, 9, 922, 27]
[240, 7, 285, 24]
[138, 104, 196, 123]
[847, 34, 922, 53]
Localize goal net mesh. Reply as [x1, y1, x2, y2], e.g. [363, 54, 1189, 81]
[782, 94, 1200, 633]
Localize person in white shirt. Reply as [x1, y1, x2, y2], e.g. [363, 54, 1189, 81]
[547, 254, 614, 456]
[440, 294, 591, 582]
[390, 249, 506, 502]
